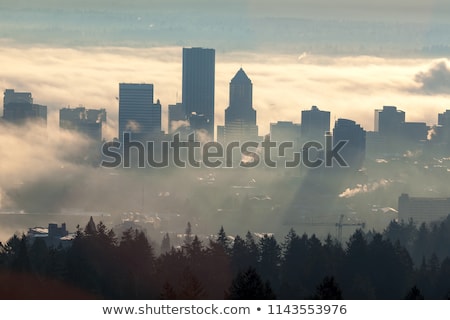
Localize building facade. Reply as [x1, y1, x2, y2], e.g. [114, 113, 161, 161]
[398, 193, 450, 224]
[3, 89, 47, 126]
[301, 106, 330, 143]
[60, 107, 106, 141]
[333, 118, 366, 170]
[182, 47, 215, 140]
[221, 68, 258, 143]
[118, 83, 161, 141]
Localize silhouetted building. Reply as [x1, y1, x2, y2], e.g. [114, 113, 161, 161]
[438, 110, 450, 127]
[433, 110, 450, 146]
[333, 118, 366, 169]
[168, 102, 186, 134]
[365, 131, 387, 158]
[301, 106, 330, 142]
[398, 193, 450, 224]
[221, 68, 258, 143]
[270, 121, 301, 167]
[3, 89, 32, 106]
[27, 223, 73, 247]
[400, 122, 428, 143]
[118, 83, 161, 141]
[374, 106, 427, 154]
[3, 89, 47, 126]
[374, 106, 405, 136]
[60, 107, 106, 141]
[270, 121, 301, 148]
[182, 47, 215, 140]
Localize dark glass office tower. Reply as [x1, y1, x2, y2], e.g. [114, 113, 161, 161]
[118, 83, 161, 141]
[182, 47, 215, 140]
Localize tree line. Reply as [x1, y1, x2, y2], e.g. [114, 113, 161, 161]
[1, 215, 450, 299]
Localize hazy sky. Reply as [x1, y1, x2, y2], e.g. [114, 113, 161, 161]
[3, 1, 449, 20]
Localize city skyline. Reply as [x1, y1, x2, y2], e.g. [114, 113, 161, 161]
[0, 45, 449, 139]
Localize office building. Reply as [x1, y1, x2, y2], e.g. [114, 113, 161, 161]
[182, 47, 215, 140]
[118, 83, 161, 141]
[270, 121, 301, 144]
[168, 102, 186, 134]
[333, 118, 366, 170]
[60, 107, 106, 141]
[221, 68, 258, 143]
[3, 89, 47, 125]
[374, 106, 405, 136]
[398, 193, 450, 224]
[301, 106, 330, 142]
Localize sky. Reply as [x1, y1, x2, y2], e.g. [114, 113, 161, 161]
[2, 1, 449, 19]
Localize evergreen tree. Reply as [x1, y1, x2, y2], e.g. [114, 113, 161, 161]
[229, 267, 276, 299]
[12, 236, 31, 273]
[405, 286, 424, 299]
[160, 233, 171, 254]
[84, 216, 97, 236]
[313, 276, 342, 299]
[178, 268, 206, 299]
[217, 226, 231, 254]
[184, 222, 193, 247]
[258, 234, 281, 290]
[160, 282, 177, 299]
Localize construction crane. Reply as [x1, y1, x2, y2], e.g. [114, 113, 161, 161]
[335, 214, 365, 244]
[299, 214, 365, 244]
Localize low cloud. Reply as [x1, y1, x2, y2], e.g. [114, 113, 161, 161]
[414, 60, 450, 95]
[0, 45, 448, 137]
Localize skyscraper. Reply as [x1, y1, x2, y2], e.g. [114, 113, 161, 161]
[333, 118, 366, 170]
[301, 106, 330, 142]
[60, 106, 106, 141]
[182, 47, 215, 140]
[374, 106, 405, 136]
[3, 89, 47, 126]
[222, 68, 258, 143]
[168, 102, 186, 134]
[118, 83, 161, 141]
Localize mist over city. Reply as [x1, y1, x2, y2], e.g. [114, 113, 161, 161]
[1, 0, 450, 300]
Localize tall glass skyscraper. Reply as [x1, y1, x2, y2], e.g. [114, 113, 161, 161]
[118, 83, 161, 141]
[182, 47, 215, 140]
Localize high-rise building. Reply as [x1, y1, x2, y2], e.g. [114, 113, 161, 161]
[435, 110, 450, 145]
[399, 193, 450, 224]
[182, 47, 215, 140]
[333, 118, 366, 170]
[374, 106, 427, 154]
[301, 106, 330, 142]
[60, 107, 106, 141]
[221, 68, 258, 143]
[270, 121, 301, 145]
[374, 106, 405, 135]
[118, 83, 161, 141]
[168, 102, 186, 134]
[3, 89, 47, 126]
[3, 89, 32, 107]
[270, 121, 301, 167]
